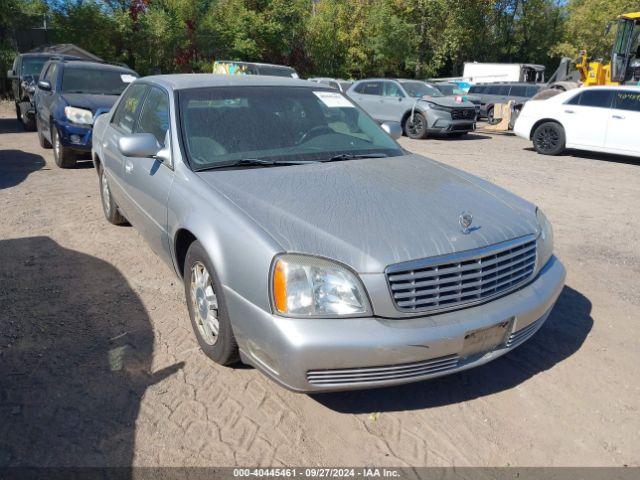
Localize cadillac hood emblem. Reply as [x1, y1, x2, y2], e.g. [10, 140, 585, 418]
[459, 211, 473, 234]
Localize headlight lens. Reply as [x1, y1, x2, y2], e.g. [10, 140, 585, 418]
[64, 106, 94, 125]
[536, 207, 554, 269]
[271, 254, 370, 317]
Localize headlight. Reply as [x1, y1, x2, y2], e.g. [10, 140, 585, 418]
[64, 106, 94, 125]
[536, 207, 554, 269]
[271, 254, 370, 317]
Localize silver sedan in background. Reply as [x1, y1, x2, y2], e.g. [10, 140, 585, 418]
[92, 75, 565, 392]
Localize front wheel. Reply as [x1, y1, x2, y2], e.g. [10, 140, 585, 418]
[184, 241, 239, 366]
[403, 112, 429, 139]
[532, 121, 565, 156]
[52, 127, 77, 168]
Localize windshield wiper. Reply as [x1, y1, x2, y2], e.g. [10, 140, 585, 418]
[194, 158, 315, 171]
[322, 153, 388, 163]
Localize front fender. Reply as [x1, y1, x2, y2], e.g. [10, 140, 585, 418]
[167, 163, 283, 313]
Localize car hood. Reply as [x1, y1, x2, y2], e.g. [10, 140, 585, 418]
[420, 96, 475, 108]
[197, 154, 538, 273]
[60, 93, 120, 113]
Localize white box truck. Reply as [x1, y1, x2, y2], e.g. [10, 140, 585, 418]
[463, 63, 545, 83]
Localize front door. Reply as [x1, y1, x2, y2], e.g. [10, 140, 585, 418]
[560, 89, 613, 149]
[379, 81, 408, 122]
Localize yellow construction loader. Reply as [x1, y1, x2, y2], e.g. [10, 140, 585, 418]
[484, 12, 640, 132]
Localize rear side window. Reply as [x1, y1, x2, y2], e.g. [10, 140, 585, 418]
[613, 91, 640, 112]
[136, 87, 170, 145]
[112, 84, 147, 133]
[525, 85, 540, 97]
[509, 85, 528, 97]
[567, 90, 614, 108]
[358, 82, 383, 95]
[486, 85, 501, 95]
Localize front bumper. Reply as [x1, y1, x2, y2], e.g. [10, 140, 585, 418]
[428, 118, 476, 134]
[55, 121, 93, 153]
[227, 256, 566, 392]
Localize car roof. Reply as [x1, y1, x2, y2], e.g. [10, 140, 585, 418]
[55, 60, 135, 73]
[141, 74, 326, 90]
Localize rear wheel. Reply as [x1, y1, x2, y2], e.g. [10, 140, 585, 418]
[184, 241, 239, 366]
[532, 121, 565, 156]
[487, 106, 498, 125]
[52, 127, 77, 168]
[403, 112, 429, 139]
[99, 166, 127, 225]
[36, 116, 51, 149]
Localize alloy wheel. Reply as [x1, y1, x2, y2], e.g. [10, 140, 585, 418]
[189, 261, 219, 345]
[534, 126, 559, 153]
[101, 171, 111, 216]
[407, 114, 425, 137]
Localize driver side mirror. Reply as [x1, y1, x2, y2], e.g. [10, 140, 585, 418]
[381, 121, 402, 140]
[37, 80, 51, 91]
[7, 69, 16, 79]
[118, 133, 161, 158]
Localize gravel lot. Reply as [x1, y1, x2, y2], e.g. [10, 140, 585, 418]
[1, 100, 638, 467]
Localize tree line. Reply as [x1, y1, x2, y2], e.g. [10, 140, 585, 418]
[1, 0, 638, 82]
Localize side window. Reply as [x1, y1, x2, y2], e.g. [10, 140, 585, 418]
[566, 92, 582, 105]
[497, 85, 510, 95]
[613, 90, 640, 112]
[526, 85, 540, 97]
[468, 86, 479, 94]
[361, 82, 383, 96]
[136, 87, 170, 146]
[578, 90, 614, 108]
[112, 84, 147, 134]
[509, 85, 528, 97]
[384, 82, 405, 97]
[486, 85, 501, 95]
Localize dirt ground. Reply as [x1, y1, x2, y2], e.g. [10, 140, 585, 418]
[1, 100, 638, 468]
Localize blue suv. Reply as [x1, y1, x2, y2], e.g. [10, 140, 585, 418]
[34, 59, 138, 168]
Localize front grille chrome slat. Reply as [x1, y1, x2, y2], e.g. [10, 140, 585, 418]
[306, 354, 460, 386]
[387, 236, 537, 313]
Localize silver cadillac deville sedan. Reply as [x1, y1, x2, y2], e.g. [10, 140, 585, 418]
[92, 74, 565, 392]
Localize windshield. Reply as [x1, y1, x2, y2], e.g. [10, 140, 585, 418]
[435, 84, 466, 96]
[400, 81, 442, 98]
[22, 57, 47, 77]
[62, 68, 136, 95]
[179, 86, 403, 169]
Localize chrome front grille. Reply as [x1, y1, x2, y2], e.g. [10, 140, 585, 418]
[306, 354, 459, 386]
[386, 236, 537, 313]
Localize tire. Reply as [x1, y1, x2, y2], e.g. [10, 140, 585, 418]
[532, 121, 566, 156]
[52, 126, 77, 168]
[15, 103, 21, 122]
[22, 114, 36, 132]
[36, 116, 52, 149]
[487, 106, 499, 125]
[184, 241, 239, 366]
[99, 166, 127, 225]
[403, 112, 429, 139]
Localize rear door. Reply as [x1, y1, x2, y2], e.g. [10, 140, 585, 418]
[102, 83, 149, 217]
[349, 81, 384, 120]
[560, 89, 613, 149]
[123, 86, 174, 258]
[605, 90, 640, 156]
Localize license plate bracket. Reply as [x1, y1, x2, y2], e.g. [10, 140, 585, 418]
[461, 319, 513, 359]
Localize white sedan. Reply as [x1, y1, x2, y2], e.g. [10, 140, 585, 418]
[514, 86, 640, 157]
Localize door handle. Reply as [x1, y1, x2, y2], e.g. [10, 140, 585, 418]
[564, 109, 575, 114]
[125, 160, 133, 174]
[612, 115, 625, 120]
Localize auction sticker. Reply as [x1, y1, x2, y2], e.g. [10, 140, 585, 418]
[313, 91, 354, 108]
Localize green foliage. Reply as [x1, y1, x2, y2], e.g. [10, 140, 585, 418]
[552, 0, 640, 59]
[1, 0, 637, 88]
